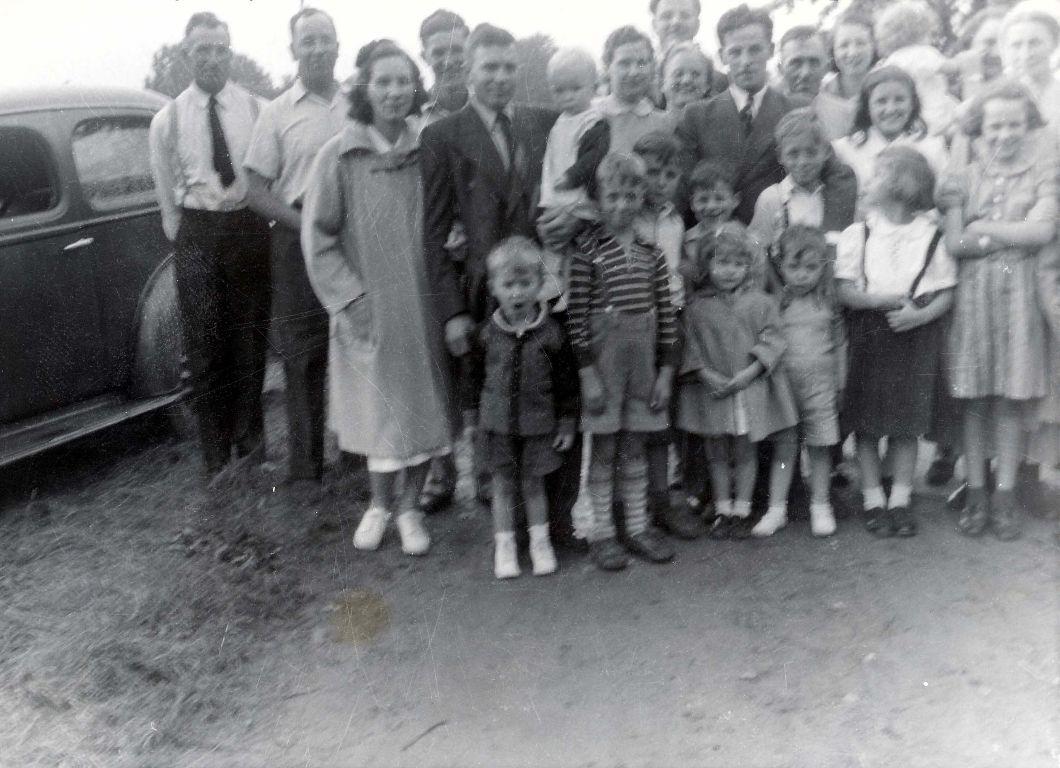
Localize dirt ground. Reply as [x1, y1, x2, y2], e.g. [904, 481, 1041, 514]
[1, 384, 1057, 768]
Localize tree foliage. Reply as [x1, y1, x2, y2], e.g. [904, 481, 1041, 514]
[776, 0, 993, 53]
[144, 43, 280, 99]
[512, 33, 558, 108]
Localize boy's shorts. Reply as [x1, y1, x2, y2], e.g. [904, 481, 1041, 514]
[786, 361, 839, 447]
[478, 431, 562, 480]
[582, 311, 668, 435]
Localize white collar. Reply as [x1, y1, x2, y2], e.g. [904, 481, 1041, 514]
[597, 93, 656, 118]
[189, 81, 235, 109]
[780, 175, 823, 198]
[729, 84, 767, 115]
[469, 92, 515, 127]
[291, 77, 342, 105]
[491, 302, 548, 336]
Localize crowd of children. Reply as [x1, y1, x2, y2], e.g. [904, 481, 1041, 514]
[337, 0, 1060, 580]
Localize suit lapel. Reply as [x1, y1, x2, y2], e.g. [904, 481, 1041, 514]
[745, 88, 786, 166]
[503, 107, 533, 219]
[458, 105, 511, 197]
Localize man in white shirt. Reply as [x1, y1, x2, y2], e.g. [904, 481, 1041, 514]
[243, 7, 346, 491]
[149, 12, 270, 479]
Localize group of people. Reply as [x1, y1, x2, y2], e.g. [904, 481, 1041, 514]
[148, 0, 1060, 581]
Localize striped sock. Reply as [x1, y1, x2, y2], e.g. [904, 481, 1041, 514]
[617, 451, 649, 536]
[588, 459, 616, 542]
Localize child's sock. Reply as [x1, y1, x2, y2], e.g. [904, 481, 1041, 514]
[888, 483, 912, 509]
[528, 524, 557, 576]
[617, 451, 650, 536]
[809, 501, 837, 537]
[494, 531, 520, 579]
[588, 460, 616, 541]
[752, 503, 787, 536]
[715, 498, 734, 517]
[863, 486, 886, 510]
[732, 500, 752, 519]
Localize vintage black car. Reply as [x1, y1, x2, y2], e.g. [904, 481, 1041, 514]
[0, 86, 186, 467]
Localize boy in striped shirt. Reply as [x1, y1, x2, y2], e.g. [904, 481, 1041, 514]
[568, 153, 679, 571]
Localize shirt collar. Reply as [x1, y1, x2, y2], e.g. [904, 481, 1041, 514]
[491, 302, 549, 336]
[781, 175, 823, 198]
[469, 92, 514, 128]
[291, 77, 342, 106]
[729, 84, 766, 115]
[189, 81, 233, 109]
[598, 93, 655, 118]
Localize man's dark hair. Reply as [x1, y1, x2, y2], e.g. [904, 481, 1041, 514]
[603, 26, 654, 67]
[348, 39, 428, 125]
[649, 0, 702, 15]
[687, 159, 736, 194]
[467, 23, 516, 62]
[716, 4, 773, 48]
[632, 131, 681, 167]
[289, 7, 335, 42]
[779, 24, 823, 51]
[420, 9, 469, 46]
[185, 11, 228, 39]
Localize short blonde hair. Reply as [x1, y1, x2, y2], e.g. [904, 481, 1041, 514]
[595, 152, 648, 193]
[486, 236, 545, 283]
[547, 47, 598, 83]
[875, 1, 939, 57]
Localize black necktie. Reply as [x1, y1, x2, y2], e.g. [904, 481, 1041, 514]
[208, 95, 236, 188]
[495, 111, 515, 171]
[740, 96, 755, 138]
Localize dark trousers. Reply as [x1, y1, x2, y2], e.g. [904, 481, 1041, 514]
[173, 208, 270, 472]
[545, 433, 581, 544]
[270, 224, 329, 481]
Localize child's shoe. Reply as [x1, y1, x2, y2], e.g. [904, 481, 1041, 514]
[494, 532, 520, 578]
[752, 506, 787, 537]
[624, 527, 675, 562]
[809, 503, 837, 537]
[887, 506, 917, 537]
[957, 487, 990, 536]
[989, 490, 1021, 541]
[528, 524, 557, 576]
[864, 507, 890, 537]
[653, 493, 705, 539]
[589, 537, 628, 571]
[396, 510, 430, 555]
[353, 506, 390, 550]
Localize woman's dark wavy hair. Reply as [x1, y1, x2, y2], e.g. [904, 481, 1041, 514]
[348, 39, 428, 125]
[850, 65, 927, 146]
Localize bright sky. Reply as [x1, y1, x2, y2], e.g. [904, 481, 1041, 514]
[0, 0, 826, 92]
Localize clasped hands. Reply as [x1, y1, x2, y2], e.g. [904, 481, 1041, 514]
[579, 365, 673, 416]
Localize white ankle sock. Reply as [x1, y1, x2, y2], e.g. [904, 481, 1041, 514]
[528, 523, 550, 544]
[732, 500, 751, 519]
[765, 504, 786, 519]
[863, 486, 886, 510]
[715, 498, 734, 517]
[810, 501, 833, 516]
[888, 483, 912, 509]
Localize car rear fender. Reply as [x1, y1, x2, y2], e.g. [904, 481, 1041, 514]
[128, 253, 187, 399]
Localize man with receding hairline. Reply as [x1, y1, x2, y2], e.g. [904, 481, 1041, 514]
[243, 7, 346, 493]
[149, 12, 271, 480]
[420, 9, 470, 124]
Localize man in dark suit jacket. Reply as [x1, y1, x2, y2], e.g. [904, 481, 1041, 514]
[676, 4, 790, 224]
[421, 24, 585, 546]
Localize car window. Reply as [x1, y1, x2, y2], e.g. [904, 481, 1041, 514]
[72, 116, 155, 212]
[0, 128, 60, 221]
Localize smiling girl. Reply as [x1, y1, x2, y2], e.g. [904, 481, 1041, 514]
[939, 80, 1057, 540]
[832, 66, 949, 215]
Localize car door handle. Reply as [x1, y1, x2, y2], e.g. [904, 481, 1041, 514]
[63, 237, 95, 251]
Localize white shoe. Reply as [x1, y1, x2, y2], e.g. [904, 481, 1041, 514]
[396, 511, 430, 556]
[494, 533, 520, 579]
[752, 507, 787, 537]
[810, 504, 837, 537]
[529, 532, 557, 576]
[353, 506, 390, 550]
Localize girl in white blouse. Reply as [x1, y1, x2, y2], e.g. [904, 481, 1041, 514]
[832, 66, 948, 216]
[835, 146, 957, 538]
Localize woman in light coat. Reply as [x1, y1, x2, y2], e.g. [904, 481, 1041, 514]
[302, 40, 457, 556]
